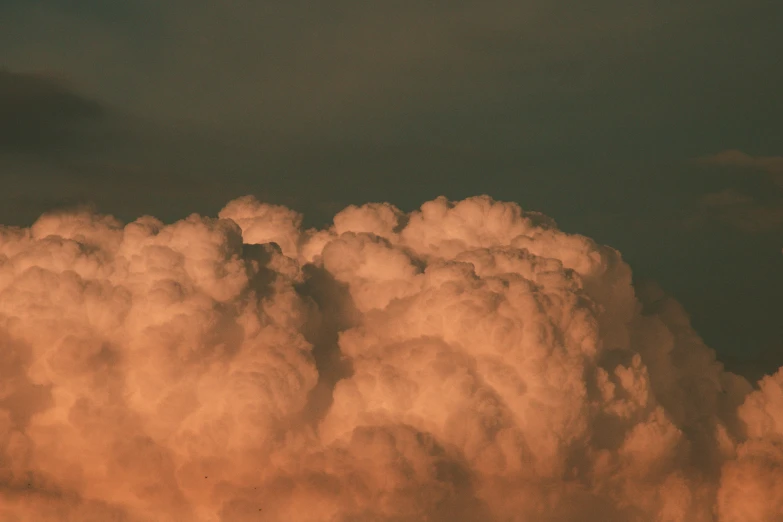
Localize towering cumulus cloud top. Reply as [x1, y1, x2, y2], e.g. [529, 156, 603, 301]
[0, 196, 778, 521]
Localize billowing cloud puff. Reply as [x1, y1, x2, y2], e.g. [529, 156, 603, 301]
[0, 195, 778, 521]
[218, 197, 303, 259]
[717, 369, 783, 522]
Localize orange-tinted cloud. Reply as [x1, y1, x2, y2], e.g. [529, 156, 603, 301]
[697, 149, 783, 187]
[692, 151, 783, 233]
[691, 188, 783, 233]
[0, 195, 779, 521]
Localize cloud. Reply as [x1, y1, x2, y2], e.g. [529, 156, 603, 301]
[2, 2, 781, 233]
[717, 368, 783, 522]
[697, 150, 783, 182]
[690, 188, 783, 233]
[721, 343, 783, 386]
[0, 69, 105, 154]
[4, 1, 764, 138]
[691, 151, 783, 233]
[0, 194, 780, 520]
[0, 67, 276, 226]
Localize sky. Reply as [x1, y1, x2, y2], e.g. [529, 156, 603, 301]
[4, 4, 783, 520]
[1, 0, 782, 377]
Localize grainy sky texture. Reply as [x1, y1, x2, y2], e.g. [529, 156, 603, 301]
[0, 4, 782, 517]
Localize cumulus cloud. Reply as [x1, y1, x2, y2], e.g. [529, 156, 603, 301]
[0, 195, 779, 521]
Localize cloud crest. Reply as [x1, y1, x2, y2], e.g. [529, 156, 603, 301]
[0, 195, 778, 521]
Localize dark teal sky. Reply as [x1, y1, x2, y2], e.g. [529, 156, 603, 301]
[1, 1, 782, 379]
